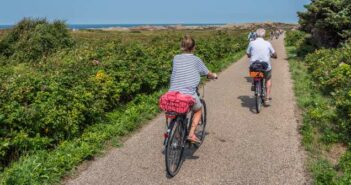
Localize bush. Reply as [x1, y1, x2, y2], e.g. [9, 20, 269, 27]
[0, 18, 74, 62]
[0, 29, 247, 171]
[285, 30, 316, 57]
[302, 43, 351, 142]
[298, 0, 351, 47]
[286, 32, 351, 185]
[285, 30, 305, 47]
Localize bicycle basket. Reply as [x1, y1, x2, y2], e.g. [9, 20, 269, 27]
[159, 91, 195, 114]
[249, 71, 264, 78]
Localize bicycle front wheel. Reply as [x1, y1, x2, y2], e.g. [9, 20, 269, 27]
[165, 118, 186, 177]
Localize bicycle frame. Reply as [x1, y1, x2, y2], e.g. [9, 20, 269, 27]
[253, 76, 266, 113]
[253, 77, 265, 96]
[163, 86, 204, 144]
[164, 113, 188, 146]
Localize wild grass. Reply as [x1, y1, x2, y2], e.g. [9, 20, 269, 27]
[286, 41, 350, 185]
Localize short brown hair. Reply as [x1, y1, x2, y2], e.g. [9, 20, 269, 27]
[181, 35, 195, 52]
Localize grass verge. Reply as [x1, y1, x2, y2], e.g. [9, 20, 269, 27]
[286, 45, 350, 185]
[0, 51, 245, 185]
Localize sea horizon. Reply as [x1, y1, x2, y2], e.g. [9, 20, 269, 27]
[0, 22, 296, 30]
[0, 23, 228, 30]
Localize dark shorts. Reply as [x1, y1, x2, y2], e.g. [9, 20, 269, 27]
[264, 70, 272, 80]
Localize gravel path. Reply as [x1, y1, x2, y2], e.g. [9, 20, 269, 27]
[66, 35, 307, 185]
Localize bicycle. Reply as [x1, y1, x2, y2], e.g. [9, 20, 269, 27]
[249, 63, 267, 113]
[163, 86, 208, 177]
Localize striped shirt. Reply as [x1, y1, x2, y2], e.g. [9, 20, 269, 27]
[169, 54, 209, 95]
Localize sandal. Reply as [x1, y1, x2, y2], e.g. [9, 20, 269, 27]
[264, 98, 271, 106]
[187, 135, 201, 144]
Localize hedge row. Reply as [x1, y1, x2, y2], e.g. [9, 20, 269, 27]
[303, 44, 351, 142]
[0, 19, 247, 170]
[0, 91, 163, 185]
[286, 30, 351, 184]
[286, 30, 351, 143]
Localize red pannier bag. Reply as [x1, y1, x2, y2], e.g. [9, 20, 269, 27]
[159, 91, 195, 114]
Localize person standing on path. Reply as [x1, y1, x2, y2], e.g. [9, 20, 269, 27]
[246, 28, 277, 105]
[169, 35, 217, 143]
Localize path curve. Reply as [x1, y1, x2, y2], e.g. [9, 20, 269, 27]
[66, 35, 307, 185]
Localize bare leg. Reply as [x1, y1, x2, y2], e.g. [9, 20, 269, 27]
[266, 79, 272, 99]
[189, 109, 201, 138]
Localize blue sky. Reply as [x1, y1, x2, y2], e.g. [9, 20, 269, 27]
[1, 0, 310, 25]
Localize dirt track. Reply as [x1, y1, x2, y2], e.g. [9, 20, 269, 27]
[66, 35, 307, 185]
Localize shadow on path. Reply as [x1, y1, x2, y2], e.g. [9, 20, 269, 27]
[237, 95, 256, 114]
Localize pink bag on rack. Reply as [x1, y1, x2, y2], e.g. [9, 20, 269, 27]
[159, 91, 195, 114]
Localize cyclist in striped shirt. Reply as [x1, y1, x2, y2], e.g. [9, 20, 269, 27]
[169, 35, 217, 143]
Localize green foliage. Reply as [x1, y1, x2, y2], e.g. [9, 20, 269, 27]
[0, 91, 162, 185]
[286, 30, 317, 57]
[298, 0, 351, 47]
[0, 28, 246, 183]
[303, 45, 351, 141]
[285, 30, 306, 47]
[0, 18, 74, 62]
[0, 27, 247, 172]
[311, 159, 337, 185]
[286, 33, 351, 185]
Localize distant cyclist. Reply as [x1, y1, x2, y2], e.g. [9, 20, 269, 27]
[246, 28, 277, 105]
[248, 31, 256, 42]
[270, 30, 274, 40]
[169, 35, 217, 143]
[275, 30, 280, 39]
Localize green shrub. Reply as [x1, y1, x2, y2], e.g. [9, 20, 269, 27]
[302, 44, 351, 142]
[298, 0, 351, 47]
[286, 18, 351, 185]
[0, 18, 74, 62]
[0, 29, 247, 171]
[285, 30, 316, 57]
[311, 159, 337, 185]
[285, 30, 306, 47]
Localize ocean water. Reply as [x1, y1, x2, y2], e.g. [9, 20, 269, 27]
[0, 24, 225, 30]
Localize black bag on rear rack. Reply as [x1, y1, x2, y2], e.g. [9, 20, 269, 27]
[249, 61, 269, 72]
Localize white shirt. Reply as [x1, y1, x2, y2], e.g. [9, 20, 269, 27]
[246, 38, 275, 71]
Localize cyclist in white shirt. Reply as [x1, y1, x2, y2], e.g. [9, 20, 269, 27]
[246, 28, 277, 105]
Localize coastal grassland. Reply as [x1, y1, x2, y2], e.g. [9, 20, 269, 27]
[0, 30, 5, 39]
[286, 30, 351, 184]
[0, 19, 248, 184]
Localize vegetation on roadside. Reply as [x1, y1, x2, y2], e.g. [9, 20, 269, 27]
[0, 91, 163, 185]
[286, 1, 351, 181]
[0, 18, 247, 184]
[298, 0, 351, 48]
[284, 2, 351, 184]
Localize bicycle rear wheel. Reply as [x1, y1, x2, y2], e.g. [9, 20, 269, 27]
[190, 99, 207, 146]
[165, 118, 186, 177]
[255, 81, 262, 113]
